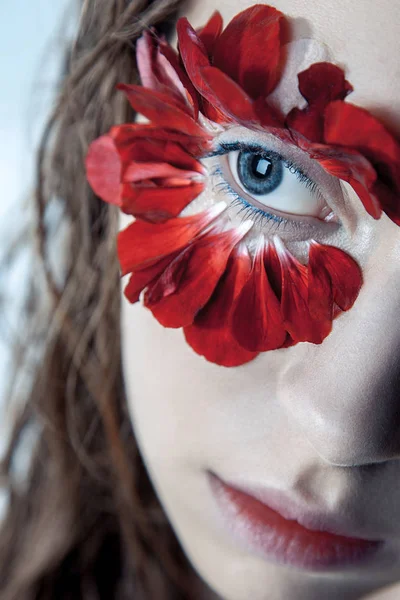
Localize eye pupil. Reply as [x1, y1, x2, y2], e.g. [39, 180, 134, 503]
[251, 156, 272, 178]
[237, 150, 283, 195]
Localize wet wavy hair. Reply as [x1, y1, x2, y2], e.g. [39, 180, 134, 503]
[0, 1, 210, 598]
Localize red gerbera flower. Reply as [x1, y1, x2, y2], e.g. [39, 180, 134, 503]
[85, 4, 400, 367]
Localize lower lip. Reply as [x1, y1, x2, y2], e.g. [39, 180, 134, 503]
[208, 473, 383, 571]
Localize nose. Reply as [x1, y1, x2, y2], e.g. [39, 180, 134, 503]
[278, 230, 400, 467]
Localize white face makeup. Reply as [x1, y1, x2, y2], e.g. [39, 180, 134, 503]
[121, 2, 400, 599]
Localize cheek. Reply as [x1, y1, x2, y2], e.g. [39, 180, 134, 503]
[120, 300, 291, 472]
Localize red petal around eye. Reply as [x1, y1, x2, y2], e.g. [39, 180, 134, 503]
[86, 135, 122, 205]
[264, 240, 282, 299]
[110, 124, 207, 156]
[277, 239, 330, 344]
[145, 222, 252, 328]
[308, 243, 334, 323]
[192, 244, 252, 330]
[310, 243, 363, 311]
[117, 202, 226, 274]
[324, 101, 400, 222]
[123, 252, 181, 303]
[286, 105, 324, 142]
[325, 101, 400, 174]
[303, 142, 381, 219]
[212, 5, 284, 98]
[184, 247, 259, 367]
[177, 18, 211, 95]
[158, 41, 200, 119]
[122, 162, 199, 182]
[231, 241, 286, 352]
[198, 10, 223, 56]
[121, 183, 204, 222]
[297, 63, 352, 106]
[121, 139, 204, 173]
[197, 66, 257, 124]
[117, 84, 207, 138]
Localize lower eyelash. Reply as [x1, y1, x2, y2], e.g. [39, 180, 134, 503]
[211, 165, 289, 229]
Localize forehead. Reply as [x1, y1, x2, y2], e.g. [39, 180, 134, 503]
[183, 0, 400, 135]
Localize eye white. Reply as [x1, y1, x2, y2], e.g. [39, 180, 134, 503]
[228, 149, 327, 217]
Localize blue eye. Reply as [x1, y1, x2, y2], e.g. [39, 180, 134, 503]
[237, 150, 283, 196]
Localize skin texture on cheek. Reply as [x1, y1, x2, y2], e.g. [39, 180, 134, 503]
[114, 2, 400, 599]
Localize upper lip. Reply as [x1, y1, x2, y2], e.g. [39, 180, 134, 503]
[210, 471, 384, 543]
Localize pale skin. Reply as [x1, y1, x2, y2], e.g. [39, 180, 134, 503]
[121, 1, 400, 598]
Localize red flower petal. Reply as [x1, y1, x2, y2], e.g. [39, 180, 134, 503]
[198, 11, 223, 56]
[287, 63, 352, 142]
[197, 66, 257, 124]
[110, 123, 207, 156]
[325, 101, 400, 176]
[117, 202, 226, 274]
[158, 40, 201, 118]
[177, 18, 211, 96]
[145, 222, 252, 328]
[191, 244, 252, 330]
[308, 243, 333, 323]
[184, 247, 258, 367]
[120, 182, 204, 222]
[324, 100, 400, 223]
[123, 252, 181, 303]
[298, 63, 352, 106]
[117, 84, 207, 138]
[310, 242, 363, 311]
[86, 135, 122, 205]
[276, 238, 330, 344]
[122, 162, 199, 183]
[212, 5, 285, 98]
[264, 240, 282, 299]
[298, 138, 381, 220]
[136, 31, 189, 109]
[231, 240, 286, 352]
[120, 138, 204, 173]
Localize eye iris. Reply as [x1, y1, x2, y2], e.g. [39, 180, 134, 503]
[237, 151, 283, 195]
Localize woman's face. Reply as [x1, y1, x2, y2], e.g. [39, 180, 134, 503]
[121, 1, 400, 598]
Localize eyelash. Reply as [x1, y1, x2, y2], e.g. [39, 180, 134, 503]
[207, 142, 324, 229]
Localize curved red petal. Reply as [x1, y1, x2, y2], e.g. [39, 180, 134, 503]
[177, 18, 211, 96]
[158, 40, 200, 118]
[123, 252, 181, 303]
[264, 240, 282, 299]
[86, 135, 122, 205]
[184, 323, 258, 367]
[193, 244, 252, 330]
[277, 239, 330, 344]
[212, 5, 285, 98]
[197, 66, 257, 124]
[325, 101, 400, 222]
[110, 124, 207, 156]
[120, 182, 204, 222]
[145, 223, 251, 328]
[311, 243, 363, 312]
[298, 63, 352, 106]
[120, 139, 204, 173]
[117, 84, 207, 138]
[325, 101, 400, 175]
[231, 242, 286, 352]
[123, 161, 199, 183]
[308, 243, 334, 323]
[302, 141, 381, 219]
[117, 202, 226, 274]
[286, 105, 324, 142]
[198, 11, 223, 56]
[184, 246, 258, 366]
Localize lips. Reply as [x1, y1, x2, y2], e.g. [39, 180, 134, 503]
[208, 471, 384, 571]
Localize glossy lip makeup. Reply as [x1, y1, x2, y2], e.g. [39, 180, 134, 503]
[207, 471, 384, 571]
